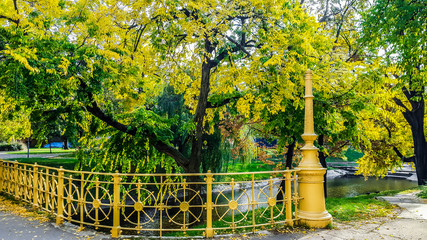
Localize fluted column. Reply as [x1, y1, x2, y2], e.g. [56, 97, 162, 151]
[296, 69, 332, 228]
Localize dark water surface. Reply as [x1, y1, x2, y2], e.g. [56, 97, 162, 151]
[327, 176, 418, 198]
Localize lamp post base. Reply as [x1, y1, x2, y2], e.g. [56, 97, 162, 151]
[297, 210, 332, 228]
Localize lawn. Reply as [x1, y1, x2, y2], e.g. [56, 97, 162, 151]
[417, 185, 427, 199]
[5, 157, 78, 170]
[325, 192, 397, 222]
[221, 160, 277, 181]
[326, 147, 364, 163]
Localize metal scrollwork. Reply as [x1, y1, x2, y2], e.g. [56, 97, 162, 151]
[257, 178, 285, 220]
[84, 184, 112, 225]
[166, 182, 203, 226]
[215, 180, 250, 224]
[121, 187, 157, 226]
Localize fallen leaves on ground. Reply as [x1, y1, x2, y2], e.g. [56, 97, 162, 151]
[0, 194, 51, 222]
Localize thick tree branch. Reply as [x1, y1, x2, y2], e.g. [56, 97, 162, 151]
[392, 146, 415, 163]
[225, 36, 252, 57]
[206, 95, 241, 108]
[384, 123, 415, 163]
[79, 80, 190, 167]
[402, 86, 413, 102]
[393, 97, 410, 112]
[133, 24, 147, 53]
[210, 45, 240, 68]
[0, 15, 19, 24]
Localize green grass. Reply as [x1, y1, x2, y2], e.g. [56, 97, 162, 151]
[5, 148, 76, 155]
[416, 185, 427, 199]
[222, 161, 276, 181]
[325, 192, 397, 222]
[344, 148, 364, 162]
[326, 148, 364, 163]
[7, 157, 78, 170]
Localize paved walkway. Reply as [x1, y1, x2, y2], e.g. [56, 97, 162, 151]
[0, 193, 425, 240]
[0, 211, 107, 240]
[247, 192, 427, 240]
[0, 152, 68, 160]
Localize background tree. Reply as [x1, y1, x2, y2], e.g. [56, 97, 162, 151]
[0, 0, 331, 177]
[358, 0, 427, 185]
[0, 91, 31, 142]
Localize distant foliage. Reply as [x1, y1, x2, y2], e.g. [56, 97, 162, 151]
[0, 142, 23, 151]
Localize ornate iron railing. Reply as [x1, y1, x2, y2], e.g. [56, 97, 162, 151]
[0, 160, 300, 238]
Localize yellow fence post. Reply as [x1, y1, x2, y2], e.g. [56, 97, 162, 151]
[0, 160, 3, 192]
[14, 161, 19, 199]
[296, 69, 332, 228]
[45, 169, 50, 210]
[56, 167, 65, 225]
[251, 173, 255, 233]
[33, 163, 39, 210]
[111, 172, 121, 238]
[285, 170, 293, 227]
[205, 170, 214, 238]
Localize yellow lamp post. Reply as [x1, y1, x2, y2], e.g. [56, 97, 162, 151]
[296, 69, 332, 228]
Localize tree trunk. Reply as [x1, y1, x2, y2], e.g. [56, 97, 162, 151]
[277, 139, 296, 202]
[48, 136, 52, 153]
[318, 135, 328, 197]
[63, 138, 69, 150]
[402, 93, 427, 185]
[186, 40, 212, 225]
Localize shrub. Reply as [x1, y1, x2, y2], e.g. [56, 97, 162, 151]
[0, 142, 23, 151]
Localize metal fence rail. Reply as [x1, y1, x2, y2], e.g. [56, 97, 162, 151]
[0, 160, 300, 238]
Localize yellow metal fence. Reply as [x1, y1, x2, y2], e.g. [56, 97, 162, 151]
[0, 160, 301, 238]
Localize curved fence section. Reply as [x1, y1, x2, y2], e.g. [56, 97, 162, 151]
[0, 160, 300, 238]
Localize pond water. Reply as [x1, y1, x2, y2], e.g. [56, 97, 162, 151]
[327, 176, 418, 198]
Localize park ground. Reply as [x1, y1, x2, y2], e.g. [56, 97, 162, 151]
[0, 190, 426, 240]
[0, 149, 426, 240]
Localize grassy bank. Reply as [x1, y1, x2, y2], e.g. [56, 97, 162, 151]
[326, 192, 398, 222]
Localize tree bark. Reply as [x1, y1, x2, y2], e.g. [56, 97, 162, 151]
[185, 39, 213, 226]
[277, 139, 296, 202]
[63, 138, 69, 150]
[318, 134, 328, 197]
[399, 88, 427, 185]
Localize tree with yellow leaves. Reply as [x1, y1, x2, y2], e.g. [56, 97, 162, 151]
[0, 0, 331, 177]
[358, 0, 426, 185]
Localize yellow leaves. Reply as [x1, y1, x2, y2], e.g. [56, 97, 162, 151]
[0, 195, 50, 223]
[2, 47, 39, 73]
[236, 97, 251, 118]
[252, 98, 266, 121]
[263, 54, 282, 67]
[57, 57, 70, 75]
[0, 92, 32, 142]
